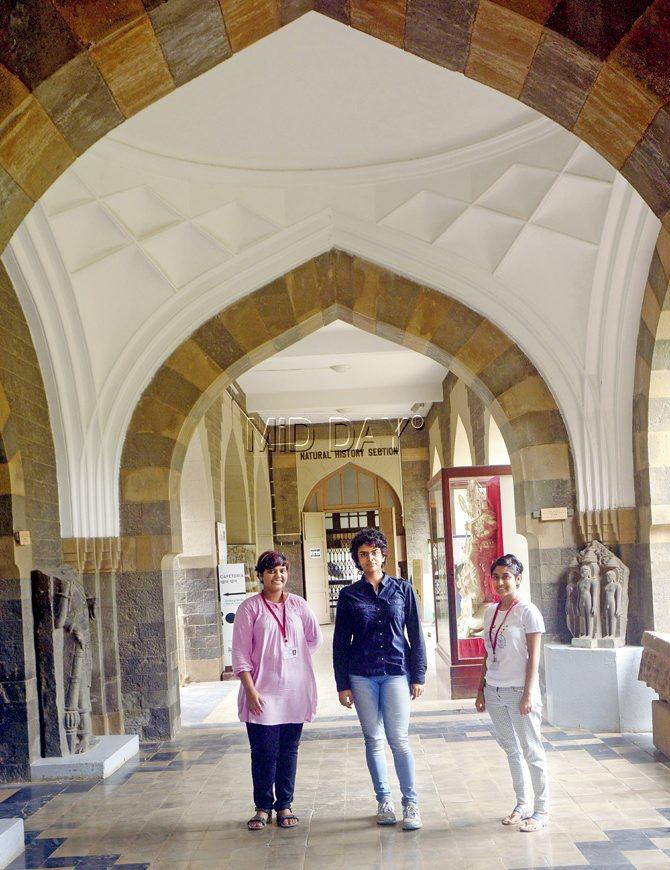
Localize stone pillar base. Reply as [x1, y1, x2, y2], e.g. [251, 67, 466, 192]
[0, 818, 24, 869]
[30, 734, 139, 781]
[545, 644, 656, 732]
[652, 700, 670, 757]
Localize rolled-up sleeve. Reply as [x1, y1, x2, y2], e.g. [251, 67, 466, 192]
[300, 600, 323, 654]
[405, 584, 427, 685]
[332, 591, 353, 692]
[231, 599, 255, 677]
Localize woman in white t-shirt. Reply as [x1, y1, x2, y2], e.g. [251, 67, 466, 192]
[475, 554, 549, 832]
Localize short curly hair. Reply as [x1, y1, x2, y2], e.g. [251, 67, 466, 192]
[255, 550, 288, 578]
[490, 553, 524, 576]
[350, 528, 388, 570]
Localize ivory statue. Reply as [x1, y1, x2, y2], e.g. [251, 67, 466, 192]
[33, 565, 97, 756]
[565, 541, 629, 648]
[456, 479, 498, 637]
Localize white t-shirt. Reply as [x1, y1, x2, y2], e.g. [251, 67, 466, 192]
[483, 601, 545, 688]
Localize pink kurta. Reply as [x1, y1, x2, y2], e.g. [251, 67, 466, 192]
[232, 592, 323, 725]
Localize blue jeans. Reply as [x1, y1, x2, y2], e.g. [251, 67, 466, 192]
[349, 674, 418, 806]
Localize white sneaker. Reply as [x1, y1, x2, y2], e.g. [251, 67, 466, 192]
[376, 800, 397, 825]
[402, 803, 422, 830]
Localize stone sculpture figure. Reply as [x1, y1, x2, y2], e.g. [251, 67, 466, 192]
[565, 541, 629, 647]
[33, 565, 97, 757]
[576, 564, 598, 640]
[565, 559, 580, 638]
[603, 568, 622, 638]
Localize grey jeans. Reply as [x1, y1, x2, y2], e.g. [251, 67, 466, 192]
[485, 684, 549, 813]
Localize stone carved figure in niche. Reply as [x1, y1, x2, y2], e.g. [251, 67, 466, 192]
[33, 565, 97, 757]
[576, 564, 599, 640]
[565, 541, 629, 647]
[603, 568, 622, 638]
[456, 480, 498, 637]
[54, 565, 97, 753]
[565, 559, 580, 638]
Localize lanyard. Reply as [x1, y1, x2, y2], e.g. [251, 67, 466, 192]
[488, 599, 518, 655]
[261, 593, 288, 643]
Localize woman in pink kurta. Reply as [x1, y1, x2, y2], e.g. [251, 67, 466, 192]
[232, 550, 322, 831]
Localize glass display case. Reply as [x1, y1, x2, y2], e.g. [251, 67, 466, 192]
[428, 465, 513, 698]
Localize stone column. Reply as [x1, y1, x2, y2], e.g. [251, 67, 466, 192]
[116, 533, 181, 740]
[271, 452, 304, 595]
[61, 537, 124, 735]
[400, 428, 431, 606]
[0, 540, 40, 782]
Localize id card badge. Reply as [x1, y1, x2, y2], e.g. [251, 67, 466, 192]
[282, 644, 298, 660]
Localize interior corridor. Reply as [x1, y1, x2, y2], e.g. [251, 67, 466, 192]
[3, 630, 670, 869]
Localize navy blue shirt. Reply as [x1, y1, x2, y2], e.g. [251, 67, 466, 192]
[332, 574, 427, 691]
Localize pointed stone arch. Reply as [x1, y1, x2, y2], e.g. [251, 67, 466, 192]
[116, 250, 576, 737]
[0, 2, 666, 256]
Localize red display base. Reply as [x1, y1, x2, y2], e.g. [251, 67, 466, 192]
[437, 645, 483, 699]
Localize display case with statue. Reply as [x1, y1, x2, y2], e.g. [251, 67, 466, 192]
[428, 465, 524, 698]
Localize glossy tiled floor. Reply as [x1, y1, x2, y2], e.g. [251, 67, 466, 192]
[3, 631, 670, 869]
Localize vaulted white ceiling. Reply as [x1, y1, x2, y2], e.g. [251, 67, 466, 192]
[238, 320, 447, 423]
[2, 11, 660, 537]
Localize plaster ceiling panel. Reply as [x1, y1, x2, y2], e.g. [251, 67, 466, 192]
[195, 202, 278, 253]
[140, 222, 230, 288]
[108, 12, 538, 171]
[495, 224, 599, 360]
[73, 150, 147, 198]
[40, 171, 94, 217]
[187, 182, 289, 227]
[49, 201, 131, 272]
[380, 191, 468, 243]
[104, 187, 182, 239]
[476, 164, 558, 221]
[531, 174, 613, 245]
[435, 206, 525, 272]
[71, 246, 175, 391]
[565, 141, 617, 183]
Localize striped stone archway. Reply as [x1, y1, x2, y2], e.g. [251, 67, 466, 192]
[633, 225, 670, 637]
[117, 251, 577, 737]
[0, 0, 666, 256]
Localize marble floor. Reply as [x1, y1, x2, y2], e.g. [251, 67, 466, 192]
[2, 631, 670, 869]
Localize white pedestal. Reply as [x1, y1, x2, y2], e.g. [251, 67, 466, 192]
[31, 734, 139, 781]
[544, 644, 657, 732]
[0, 819, 24, 869]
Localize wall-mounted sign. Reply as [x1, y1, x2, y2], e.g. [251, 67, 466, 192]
[217, 563, 246, 595]
[299, 446, 400, 461]
[539, 507, 568, 521]
[309, 547, 322, 559]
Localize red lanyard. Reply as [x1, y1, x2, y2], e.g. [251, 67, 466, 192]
[489, 599, 518, 654]
[261, 593, 288, 643]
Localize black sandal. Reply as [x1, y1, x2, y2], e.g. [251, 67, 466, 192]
[247, 809, 271, 830]
[276, 809, 299, 828]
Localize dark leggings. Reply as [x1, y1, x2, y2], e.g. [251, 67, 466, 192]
[246, 722, 304, 811]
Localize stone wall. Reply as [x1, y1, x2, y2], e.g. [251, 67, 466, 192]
[399, 424, 431, 581]
[174, 560, 222, 682]
[0, 262, 62, 780]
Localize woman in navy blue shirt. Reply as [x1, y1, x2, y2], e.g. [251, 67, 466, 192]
[333, 528, 426, 830]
